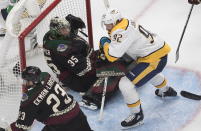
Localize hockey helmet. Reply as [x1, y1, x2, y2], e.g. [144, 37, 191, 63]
[101, 8, 122, 27]
[21, 66, 41, 84]
[50, 16, 71, 34]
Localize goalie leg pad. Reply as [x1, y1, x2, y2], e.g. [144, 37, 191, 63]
[91, 76, 121, 94]
[60, 71, 97, 92]
[96, 60, 127, 77]
[80, 76, 120, 109]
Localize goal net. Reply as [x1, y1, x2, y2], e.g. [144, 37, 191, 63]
[0, 0, 93, 127]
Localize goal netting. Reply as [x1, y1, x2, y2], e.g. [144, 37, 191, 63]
[0, 0, 93, 128]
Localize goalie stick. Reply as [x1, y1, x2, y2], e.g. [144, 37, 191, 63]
[98, 77, 108, 121]
[180, 90, 201, 100]
[97, 0, 110, 122]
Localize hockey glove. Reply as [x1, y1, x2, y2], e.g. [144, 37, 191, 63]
[98, 37, 111, 60]
[65, 14, 86, 34]
[99, 37, 111, 48]
[0, 127, 5, 131]
[188, 0, 201, 4]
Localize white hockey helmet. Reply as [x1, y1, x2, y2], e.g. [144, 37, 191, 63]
[101, 8, 122, 27]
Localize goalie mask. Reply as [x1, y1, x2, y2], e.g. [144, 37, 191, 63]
[50, 16, 71, 36]
[101, 8, 122, 31]
[22, 66, 41, 86]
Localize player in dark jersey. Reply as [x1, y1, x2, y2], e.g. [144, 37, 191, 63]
[0, 66, 92, 131]
[43, 15, 126, 110]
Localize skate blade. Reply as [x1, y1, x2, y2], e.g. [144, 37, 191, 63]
[79, 101, 98, 110]
[121, 121, 144, 130]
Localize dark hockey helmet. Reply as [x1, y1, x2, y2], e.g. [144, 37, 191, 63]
[21, 66, 41, 84]
[50, 16, 71, 34]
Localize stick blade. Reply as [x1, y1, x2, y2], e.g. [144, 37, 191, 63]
[175, 50, 179, 63]
[180, 90, 201, 100]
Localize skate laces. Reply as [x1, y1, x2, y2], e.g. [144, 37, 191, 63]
[124, 113, 136, 122]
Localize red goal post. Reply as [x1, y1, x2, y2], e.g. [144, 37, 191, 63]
[18, 0, 94, 71]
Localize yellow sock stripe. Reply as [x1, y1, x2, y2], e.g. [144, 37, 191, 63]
[155, 79, 167, 89]
[132, 61, 159, 85]
[127, 100, 141, 108]
[103, 43, 119, 62]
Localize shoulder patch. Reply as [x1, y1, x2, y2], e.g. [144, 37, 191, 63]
[57, 44, 68, 52]
[21, 93, 28, 102]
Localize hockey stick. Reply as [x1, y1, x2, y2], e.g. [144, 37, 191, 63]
[98, 0, 110, 121]
[175, 4, 194, 63]
[180, 90, 201, 100]
[98, 77, 108, 121]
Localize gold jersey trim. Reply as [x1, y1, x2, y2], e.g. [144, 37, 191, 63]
[103, 43, 119, 62]
[132, 61, 160, 85]
[137, 43, 171, 63]
[110, 19, 129, 34]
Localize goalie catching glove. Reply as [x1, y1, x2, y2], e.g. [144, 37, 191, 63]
[65, 14, 86, 35]
[0, 127, 5, 131]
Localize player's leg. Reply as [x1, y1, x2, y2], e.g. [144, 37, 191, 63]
[80, 76, 120, 110]
[127, 55, 177, 97]
[118, 76, 144, 129]
[147, 55, 177, 97]
[150, 73, 177, 97]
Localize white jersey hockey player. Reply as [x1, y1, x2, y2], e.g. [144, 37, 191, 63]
[99, 8, 177, 129]
[0, 0, 22, 37]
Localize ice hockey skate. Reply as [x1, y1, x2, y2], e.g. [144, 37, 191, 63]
[79, 99, 98, 110]
[121, 107, 144, 129]
[155, 87, 177, 97]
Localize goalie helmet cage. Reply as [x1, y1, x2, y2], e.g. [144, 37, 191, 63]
[0, 0, 93, 127]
